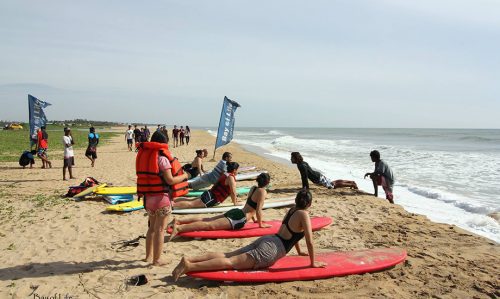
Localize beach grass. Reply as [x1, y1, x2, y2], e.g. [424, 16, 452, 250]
[0, 124, 120, 162]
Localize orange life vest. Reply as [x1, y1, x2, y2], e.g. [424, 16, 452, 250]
[136, 142, 189, 198]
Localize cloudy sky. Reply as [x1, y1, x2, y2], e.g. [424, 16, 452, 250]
[0, 0, 499, 128]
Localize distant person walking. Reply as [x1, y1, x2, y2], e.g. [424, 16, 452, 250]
[144, 125, 151, 142]
[161, 126, 170, 144]
[172, 125, 179, 148]
[179, 126, 185, 146]
[62, 127, 75, 181]
[125, 125, 134, 151]
[185, 126, 191, 145]
[36, 126, 52, 168]
[85, 127, 99, 167]
[133, 125, 141, 147]
[157, 124, 161, 132]
[364, 150, 395, 204]
[290, 152, 358, 190]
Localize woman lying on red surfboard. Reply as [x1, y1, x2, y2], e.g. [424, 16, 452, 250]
[168, 173, 271, 240]
[172, 190, 326, 281]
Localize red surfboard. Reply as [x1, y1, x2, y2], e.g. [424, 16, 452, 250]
[188, 248, 407, 282]
[167, 217, 332, 239]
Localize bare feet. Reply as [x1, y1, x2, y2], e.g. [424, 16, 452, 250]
[153, 259, 168, 266]
[70, 176, 76, 179]
[172, 257, 188, 282]
[48, 161, 52, 168]
[143, 256, 153, 263]
[169, 222, 179, 241]
[63, 178, 68, 181]
[166, 218, 177, 231]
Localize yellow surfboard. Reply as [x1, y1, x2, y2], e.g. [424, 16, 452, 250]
[106, 199, 144, 212]
[95, 186, 137, 195]
[73, 183, 107, 198]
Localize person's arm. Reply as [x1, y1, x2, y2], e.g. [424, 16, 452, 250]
[228, 176, 238, 205]
[255, 189, 271, 228]
[297, 163, 310, 189]
[96, 135, 99, 146]
[200, 160, 206, 174]
[302, 212, 326, 268]
[162, 169, 188, 185]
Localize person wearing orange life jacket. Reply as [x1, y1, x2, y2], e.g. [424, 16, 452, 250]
[136, 131, 188, 266]
[173, 162, 240, 209]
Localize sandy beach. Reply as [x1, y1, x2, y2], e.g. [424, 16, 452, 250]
[0, 129, 498, 298]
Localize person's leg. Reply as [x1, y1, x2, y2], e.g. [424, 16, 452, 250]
[172, 252, 255, 281]
[63, 165, 67, 180]
[172, 198, 206, 209]
[152, 212, 170, 266]
[170, 216, 230, 240]
[383, 185, 394, 204]
[68, 158, 75, 179]
[145, 214, 157, 262]
[332, 180, 358, 189]
[370, 175, 378, 197]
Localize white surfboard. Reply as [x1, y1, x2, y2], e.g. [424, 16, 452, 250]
[236, 171, 268, 181]
[172, 197, 295, 215]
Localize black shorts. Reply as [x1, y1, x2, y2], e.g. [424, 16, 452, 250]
[127, 139, 133, 145]
[85, 147, 97, 159]
[64, 157, 74, 167]
[200, 191, 218, 207]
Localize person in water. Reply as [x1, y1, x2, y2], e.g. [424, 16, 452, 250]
[173, 162, 239, 209]
[169, 173, 271, 240]
[291, 152, 358, 190]
[138, 131, 189, 266]
[183, 149, 206, 178]
[364, 150, 395, 204]
[172, 190, 326, 281]
[188, 152, 232, 190]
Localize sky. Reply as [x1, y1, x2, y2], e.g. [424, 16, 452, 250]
[0, 0, 499, 128]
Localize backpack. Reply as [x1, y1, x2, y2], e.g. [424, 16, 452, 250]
[65, 177, 100, 197]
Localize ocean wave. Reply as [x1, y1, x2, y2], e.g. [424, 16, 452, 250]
[268, 130, 283, 135]
[459, 136, 500, 143]
[407, 186, 495, 215]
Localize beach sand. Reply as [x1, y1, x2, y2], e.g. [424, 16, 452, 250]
[0, 129, 498, 298]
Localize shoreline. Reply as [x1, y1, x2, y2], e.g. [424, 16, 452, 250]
[0, 129, 498, 298]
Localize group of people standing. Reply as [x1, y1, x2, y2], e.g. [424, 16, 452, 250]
[21, 126, 100, 180]
[125, 124, 191, 151]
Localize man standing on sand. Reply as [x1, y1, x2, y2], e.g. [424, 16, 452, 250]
[144, 125, 151, 142]
[179, 126, 185, 146]
[133, 125, 141, 147]
[125, 125, 134, 151]
[172, 125, 179, 148]
[36, 126, 52, 168]
[364, 150, 395, 204]
[62, 127, 75, 181]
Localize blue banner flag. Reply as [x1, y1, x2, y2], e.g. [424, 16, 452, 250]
[215, 96, 241, 150]
[28, 94, 51, 143]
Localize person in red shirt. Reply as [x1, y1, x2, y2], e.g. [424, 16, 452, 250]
[36, 126, 52, 169]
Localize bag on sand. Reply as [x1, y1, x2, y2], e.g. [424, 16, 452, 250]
[65, 177, 100, 197]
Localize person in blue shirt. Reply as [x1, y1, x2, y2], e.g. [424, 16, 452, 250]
[85, 127, 100, 167]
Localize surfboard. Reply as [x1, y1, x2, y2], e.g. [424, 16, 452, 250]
[103, 194, 134, 205]
[106, 199, 144, 212]
[73, 183, 107, 198]
[185, 186, 252, 198]
[172, 198, 295, 215]
[188, 248, 407, 282]
[236, 171, 268, 181]
[167, 217, 332, 238]
[95, 186, 137, 195]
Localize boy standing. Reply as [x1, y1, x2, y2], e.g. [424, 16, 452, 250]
[364, 150, 395, 204]
[63, 127, 75, 181]
[125, 125, 134, 151]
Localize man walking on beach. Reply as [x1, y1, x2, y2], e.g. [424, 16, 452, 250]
[36, 126, 52, 168]
[133, 125, 141, 147]
[364, 150, 395, 204]
[125, 125, 134, 151]
[172, 125, 179, 148]
[62, 127, 75, 181]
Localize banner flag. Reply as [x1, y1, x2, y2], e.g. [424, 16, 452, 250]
[214, 96, 241, 150]
[28, 94, 51, 143]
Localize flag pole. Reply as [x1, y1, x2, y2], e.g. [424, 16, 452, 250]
[211, 99, 225, 162]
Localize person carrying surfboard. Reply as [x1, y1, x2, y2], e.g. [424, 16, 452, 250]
[173, 162, 239, 209]
[168, 173, 271, 240]
[291, 152, 358, 190]
[137, 131, 189, 266]
[172, 189, 326, 281]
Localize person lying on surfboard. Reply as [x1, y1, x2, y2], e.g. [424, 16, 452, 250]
[168, 173, 271, 240]
[172, 190, 326, 281]
[291, 152, 358, 190]
[173, 162, 239, 209]
[188, 152, 232, 190]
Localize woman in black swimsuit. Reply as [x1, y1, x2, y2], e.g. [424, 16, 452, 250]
[172, 189, 326, 281]
[169, 173, 271, 240]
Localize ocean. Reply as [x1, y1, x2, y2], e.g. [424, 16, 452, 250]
[208, 128, 500, 243]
